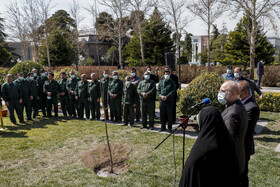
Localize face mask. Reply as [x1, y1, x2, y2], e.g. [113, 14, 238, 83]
[104, 74, 108, 78]
[29, 77, 34, 80]
[218, 91, 227, 105]
[126, 81, 131, 86]
[47, 96, 51, 100]
[227, 69, 231, 74]
[19, 77, 24, 80]
[164, 74, 170, 80]
[70, 75, 75, 79]
[148, 70, 151, 74]
[113, 75, 118, 80]
[33, 73, 37, 77]
[234, 73, 240, 79]
[131, 72, 136, 77]
[144, 75, 150, 80]
[45, 72, 48, 76]
[41, 73, 45, 77]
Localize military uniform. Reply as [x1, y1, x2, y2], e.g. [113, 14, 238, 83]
[75, 80, 90, 119]
[1, 82, 24, 123]
[66, 77, 80, 117]
[123, 83, 137, 126]
[158, 79, 176, 130]
[43, 79, 58, 117]
[88, 80, 101, 120]
[137, 79, 156, 128]
[14, 79, 32, 120]
[37, 76, 49, 116]
[29, 78, 39, 118]
[100, 77, 112, 120]
[131, 76, 141, 121]
[58, 78, 70, 116]
[108, 79, 123, 122]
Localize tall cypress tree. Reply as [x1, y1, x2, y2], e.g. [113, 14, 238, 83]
[0, 16, 12, 66]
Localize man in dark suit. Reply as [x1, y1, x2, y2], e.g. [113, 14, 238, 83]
[238, 81, 260, 187]
[257, 59, 265, 88]
[219, 81, 248, 178]
[234, 67, 263, 101]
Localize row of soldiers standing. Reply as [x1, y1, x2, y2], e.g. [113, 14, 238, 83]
[1, 66, 179, 131]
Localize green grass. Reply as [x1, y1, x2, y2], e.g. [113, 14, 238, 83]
[0, 112, 279, 186]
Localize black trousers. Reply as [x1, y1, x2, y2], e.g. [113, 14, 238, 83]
[109, 98, 122, 120]
[7, 100, 23, 123]
[257, 74, 263, 88]
[90, 98, 100, 119]
[46, 96, 58, 117]
[140, 100, 154, 127]
[241, 155, 250, 187]
[31, 96, 39, 117]
[60, 95, 70, 116]
[124, 104, 134, 125]
[135, 94, 141, 120]
[69, 96, 78, 116]
[160, 100, 174, 130]
[78, 98, 90, 119]
[21, 97, 32, 119]
[40, 93, 47, 116]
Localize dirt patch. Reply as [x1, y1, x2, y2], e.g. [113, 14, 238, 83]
[81, 143, 132, 177]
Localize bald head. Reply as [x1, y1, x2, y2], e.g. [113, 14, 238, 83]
[7, 74, 13, 83]
[81, 74, 87, 82]
[238, 81, 250, 101]
[220, 80, 240, 105]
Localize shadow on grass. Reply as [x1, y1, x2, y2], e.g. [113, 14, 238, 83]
[0, 131, 28, 138]
[254, 136, 280, 143]
[261, 126, 280, 136]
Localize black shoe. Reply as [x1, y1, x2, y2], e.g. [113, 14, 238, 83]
[150, 126, 155, 130]
[168, 129, 172, 133]
[140, 126, 147, 129]
[135, 118, 140, 122]
[160, 128, 166, 132]
[129, 124, 134, 127]
[121, 123, 128, 126]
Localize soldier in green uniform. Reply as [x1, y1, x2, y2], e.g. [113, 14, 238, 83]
[14, 72, 33, 120]
[27, 72, 39, 118]
[31, 68, 39, 81]
[122, 76, 137, 126]
[75, 74, 90, 119]
[100, 70, 112, 121]
[1, 74, 24, 125]
[66, 71, 80, 117]
[58, 72, 70, 117]
[43, 72, 58, 117]
[108, 71, 123, 123]
[37, 69, 48, 117]
[88, 73, 101, 120]
[158, 70, 176, 132]
[137, 71, 156, 129]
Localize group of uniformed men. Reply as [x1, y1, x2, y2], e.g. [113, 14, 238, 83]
[1, 66, 179, 132]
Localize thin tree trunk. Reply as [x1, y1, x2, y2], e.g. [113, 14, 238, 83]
[207, 7, 210, 70]
[249, 3, 257, 80]
[139, 26, 145, 66]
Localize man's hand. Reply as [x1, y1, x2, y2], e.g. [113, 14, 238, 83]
[142, 93, 148, 98]
[37, 96, 39, 100]
[30, 96, 33, 101]
[19, 99, 23, 104]
[75, 96, 78, 100]
[71, 91, 75, 95]
[47, 92, 51, 96]
[259, 94, 263, 100]
[133, 104, 136, 107]
[97, 98, 100, 102]
[88, 97, 90, 101]
[161, 96, 167, 101]
[60, 92, 65, 96]
[5, 102, 9, 107]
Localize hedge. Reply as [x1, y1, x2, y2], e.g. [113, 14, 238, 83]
[256, 92, 280, 112]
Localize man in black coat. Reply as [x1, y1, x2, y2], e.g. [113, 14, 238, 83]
[238, 81, 260, 187]
[219, 80, 248, 177]
[234, 67, 263, 101]
[257, 59, 265, 88]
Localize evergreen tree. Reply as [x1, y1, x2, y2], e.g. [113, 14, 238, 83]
[0, 16, 12, 66]
[220, 15, 275, 69]
[181, 33, 193, 64]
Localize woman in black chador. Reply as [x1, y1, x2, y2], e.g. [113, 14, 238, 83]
[179, 106, 240, 187]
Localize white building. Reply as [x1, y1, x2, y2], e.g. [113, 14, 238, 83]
[267, 37, 280, 55]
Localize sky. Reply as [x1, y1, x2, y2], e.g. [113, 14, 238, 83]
[0, 0, 278, 38]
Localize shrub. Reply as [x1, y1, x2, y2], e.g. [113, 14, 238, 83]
[117, 70, 130, 82]
[0, 69, 8, 85]
[256, 92, 280, 112]
[8, 61, 43, 78]
[261, 66, 280, 87]
[54, 67, 81, 81]
[178, 72, 225, 115]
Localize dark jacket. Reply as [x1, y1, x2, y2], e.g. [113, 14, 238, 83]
[43, 80, 58, 96]
[58, 78, 68, 96]
[88, 80, 101, 99]
[108, 79, 123, 100]
[1, 82, 22, 101]
[243, 97, 260, 158]
[137, 79, 156, 102]
[222, 99, 248, 173]
[100, 77, 112, 102]
[157, 79, 176, 102]
[123, 84, 137, 105]
[37, 76, 49, 94]
[75, 80, 89, 98]
[29, 80, 39, 97]
[257, 61, 264, 75]
[66, 77, 80, 97]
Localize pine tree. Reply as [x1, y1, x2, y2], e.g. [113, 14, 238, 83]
[0, 16, 12, 66]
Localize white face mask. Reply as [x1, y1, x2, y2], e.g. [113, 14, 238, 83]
[218, 91, 227, 105]
[234, 73, 240, 79]
[131, 73, 136, 77]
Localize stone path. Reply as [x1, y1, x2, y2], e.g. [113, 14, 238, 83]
[275, 144, 280, 153]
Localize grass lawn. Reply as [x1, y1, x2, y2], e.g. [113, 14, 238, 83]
[0, 111, 279, 186]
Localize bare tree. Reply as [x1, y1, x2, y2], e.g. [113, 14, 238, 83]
[161, 0, 191, 63]
[223, 0, 280, 79]
[69, 0, 85, 67]
[187, 0, 225, 67]
[6, 1, 29, 61]
[99, 0, 130, 64]
[128, 0, 157, 65]
[38, 0, 54, 67]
